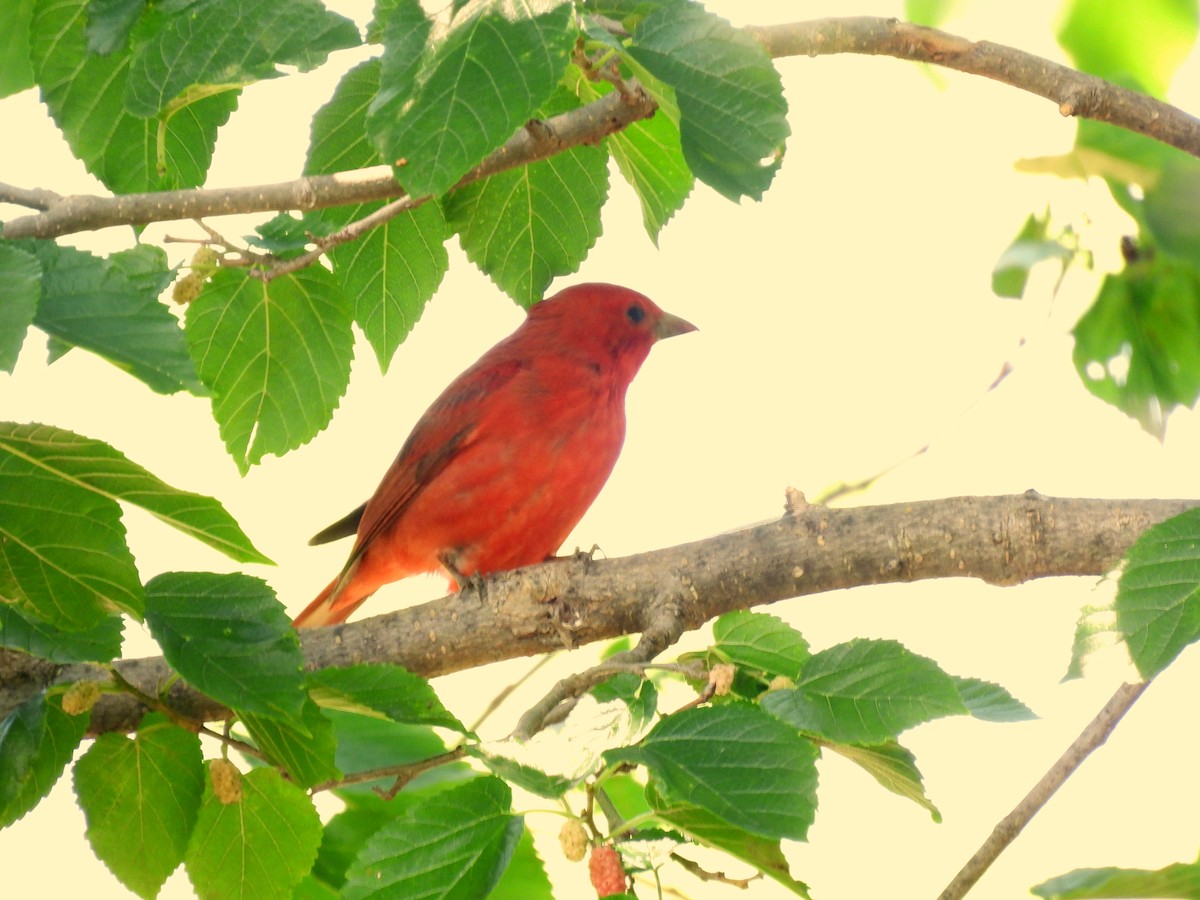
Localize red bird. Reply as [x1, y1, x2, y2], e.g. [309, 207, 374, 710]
[293, 283, 696, 628]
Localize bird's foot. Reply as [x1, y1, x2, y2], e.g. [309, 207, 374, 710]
[556, 543, 603, 575]
[440, 551, 486, 601]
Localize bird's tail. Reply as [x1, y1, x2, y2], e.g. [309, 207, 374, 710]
[292, 569, 373, 629]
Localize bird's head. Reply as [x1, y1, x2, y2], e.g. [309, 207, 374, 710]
[528, 283, 697, 382]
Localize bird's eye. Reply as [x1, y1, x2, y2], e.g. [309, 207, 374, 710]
[626, 304, 645, 324]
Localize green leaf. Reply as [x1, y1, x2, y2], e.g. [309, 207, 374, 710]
[0, 424, 143, 629]
[124, 0, 360, 117]
[828, 740, 941, 821]
[1065, 595, 1124, 680]
[315, 773, 477, 888]
[570, 68, 692, 244]
[712, 610, 810, 679]
[0, 421, 270, 565]
[445, 89, 608, 305]
[248, 213, 324, 258]
[185, 765, 322, 900]
[307, 59, 449, 371]
[30, 0, 237, 194]
[366, 0, 575, 199]
[338, 202, 450, 370]
[488, 828, 554, 900]
[0, 0, 34, 97]
[74, 715, 204, 899]
[905, 0, 966, 27]
[1032, 859, 1200, 899]
[0, 694, 88, 829]
[762, 639, 968, 744]
[0, 244, 39, 373]
[364, 0, 432, 153]
[85, 0, 144, 55]
[953, 675, 1037, 722]
[1144, 160, 1200, 260]
[646, 782, 812, 898]
[628, 0, 788, 202]
[478, 693, 648, 798]
[0, 603, 124, 663]
[1057, 0, 1197, 97]
[24, 241, 203, 395]
[241, 698, 341, 789]
[313, 801, 402, 890]
[1072, 258, 1200, 439]
[471, 748, 577, 799]
[590, 672, 658, 736]
[185, 266, 353, 473]
[992, 210, 1081, 299]
[1113, 507, 1200, 678]
[307, 59, 385, 178]
[326, 712, 454, 797]
[294, 876, 341, 900]
[607, 703, 818, 841]
[308, 664, 465, 732]
[144, 572, 308, 724]
[343, 775, 523, 900]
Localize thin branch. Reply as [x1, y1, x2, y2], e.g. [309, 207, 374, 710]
[0, 181, 60, 211]
[670, 853, 759, 889]
[937, 680, 1150, 900]
[1, 167, 404, 240]
[309, 746, 467, 795]
[107, 666, 266, 762]
[255, 192, 428, 282]
[467, 652, 559, 735]
[2, 494, 1186, 737]
[0, 84, 657, 240]
[513, 588, 690, 738]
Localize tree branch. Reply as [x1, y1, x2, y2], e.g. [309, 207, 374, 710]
[5, 18, 1199, 243]
[1, 493, 1191, 736]
[0, 84, 658, 240]
[937, 680, 1150, 900]
[748, 18, 1200, 158]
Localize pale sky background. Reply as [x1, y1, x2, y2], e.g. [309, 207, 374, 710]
[3, 1, 1200, 898]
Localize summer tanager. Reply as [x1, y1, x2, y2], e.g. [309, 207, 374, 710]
[292, 283, 696, 628]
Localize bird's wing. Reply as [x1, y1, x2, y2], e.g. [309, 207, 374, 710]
[341, 356, 527, 566]
[308, 503, 366, 545]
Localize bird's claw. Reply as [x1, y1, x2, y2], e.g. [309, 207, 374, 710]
[564, 543, 603, 574]
[440, 551, 487, 601]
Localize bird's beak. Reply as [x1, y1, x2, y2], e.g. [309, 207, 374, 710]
[654, 311, 698, 341]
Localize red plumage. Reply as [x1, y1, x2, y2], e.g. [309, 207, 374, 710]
[292, 283, 695, 628]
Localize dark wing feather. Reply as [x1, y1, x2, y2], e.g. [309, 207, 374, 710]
[341, 356, 527, 566]
[308, 503, 367, 545]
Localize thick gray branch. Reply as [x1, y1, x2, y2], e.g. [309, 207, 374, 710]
[1, 493, 1193, 735]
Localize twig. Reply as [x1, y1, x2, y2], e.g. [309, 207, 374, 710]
[309, 746, 467, 795]
[467, 652, 559, 735]
[671, 852, 759, 889]
[0, 181, 60, 211]
[254, 192, 428, 282]
[513, 589, 689, 739]
[937, 680, 1150, 900]
[106, 666, 266, 762]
